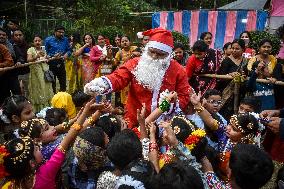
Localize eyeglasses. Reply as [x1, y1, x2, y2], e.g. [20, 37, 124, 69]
[207, 100, 222, 106]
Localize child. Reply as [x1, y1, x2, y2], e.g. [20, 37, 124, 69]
[191, 92, 261, 177]
[68, 127, 110, 188]
[45, 108, 68, 126]
[238, 96, 261, 114]
[97, 129, 142, 189]
[152, 161, 204, 189]
[51, 92, 76, 119]
[116, 159, 155, 189]
[0, 98, 102, 188]
[95, 114, 121, 139]
[72, 90, 91, 110]
[0, 95, 35, 142]
[246, 60, 276, 111]
[191, 89, 227, 150]
[202, 144, 273, 189]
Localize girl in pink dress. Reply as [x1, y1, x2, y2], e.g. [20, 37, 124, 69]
[0, 98, 108, 189]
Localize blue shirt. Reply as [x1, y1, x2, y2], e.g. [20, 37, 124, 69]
[44, 35, 71, 57]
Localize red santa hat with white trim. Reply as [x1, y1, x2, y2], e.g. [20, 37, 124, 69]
[142, 28, 173, 54]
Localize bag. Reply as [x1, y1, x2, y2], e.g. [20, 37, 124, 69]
[44, 70, 55, 82]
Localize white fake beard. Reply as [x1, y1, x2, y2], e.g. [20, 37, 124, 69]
[132, 50, 171, 91]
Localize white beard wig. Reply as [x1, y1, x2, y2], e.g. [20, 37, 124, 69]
[132, 48, 172, 91]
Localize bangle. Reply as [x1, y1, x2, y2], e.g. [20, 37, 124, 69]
[212, 119, 219, 130]
[159, 99, 171, 112]
[62, 121, 70, 130]
[57, 145, 66, 154]
[149, 141, 158, 152]
[71, 123, 82, 131]
[87, 117, 94, 125]
[194, 106, 205, 114]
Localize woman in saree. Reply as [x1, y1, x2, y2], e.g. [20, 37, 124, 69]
[27, 35, 53, 112]
[74, 33, 95, 85]
[217, 39, 248, 120]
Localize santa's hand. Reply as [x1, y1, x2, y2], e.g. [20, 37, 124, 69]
[84, 77, 110, 96]
[158, 89, 170, 105]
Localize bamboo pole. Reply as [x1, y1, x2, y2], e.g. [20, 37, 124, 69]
[0, 57, 63, 72]
[199, 74, 284, 86]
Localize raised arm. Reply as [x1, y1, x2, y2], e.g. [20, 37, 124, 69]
[190, 92, 219, 131]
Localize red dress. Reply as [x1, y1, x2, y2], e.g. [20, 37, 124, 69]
[89, 45, 104, 76]
[185, 49, 222, 95]
[105, 57, 190, 128]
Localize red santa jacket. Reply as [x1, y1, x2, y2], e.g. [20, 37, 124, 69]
[106, 57, 190, 128]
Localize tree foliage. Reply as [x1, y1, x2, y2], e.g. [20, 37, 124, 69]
[172, 31, 190, 50]
[250, 31, 281, 55]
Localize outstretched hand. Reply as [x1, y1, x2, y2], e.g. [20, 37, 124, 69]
[147, 122, 157, 139]
[84, 77, 110, 96]
[137, 103, 146, 127]
[190, 91, 202, 106]
[159, 121, 178, 147]
[167, 91, 178, 103]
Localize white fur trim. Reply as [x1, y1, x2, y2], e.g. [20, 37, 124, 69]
[137, 32, 143, 39]
[101, 76, 113, 94]
[115, 175, 145, 189]
[147, 41, 172, 54]
[151, 89, 160, 112]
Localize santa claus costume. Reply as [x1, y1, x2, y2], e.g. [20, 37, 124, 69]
[84, 28, 190, 128]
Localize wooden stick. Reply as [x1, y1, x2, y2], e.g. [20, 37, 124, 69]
[0, 56, 64, 72]
[198, 74, 284, 86]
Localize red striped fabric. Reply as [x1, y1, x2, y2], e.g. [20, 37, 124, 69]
[174, 12, 183, 32]
[246, 11, 257, 31]
[190, 11, 200, 47]
[224, 11, 237, 45]
[208, 11, 218, 49]
[160, 11, 168, 29]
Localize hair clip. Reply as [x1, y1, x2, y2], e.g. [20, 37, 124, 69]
[110, 117, 117, 123]
[230, 115, 245, 133]
[10, 137, 32, 164]
[172, 115, 196, 132]
[173, 126, 181, 135]
[247, 123, 254, 130]
[21, 121, 29, 128]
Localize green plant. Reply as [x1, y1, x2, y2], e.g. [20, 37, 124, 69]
[172, 31, 190, 50]
[249, 31, 281, 55]
[94, 26, 124, 44]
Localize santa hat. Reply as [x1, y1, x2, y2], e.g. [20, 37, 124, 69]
[142, 28, 173, 54]
[137, 32, 144, 39]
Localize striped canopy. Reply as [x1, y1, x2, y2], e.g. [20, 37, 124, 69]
[152, 10, 268, 49]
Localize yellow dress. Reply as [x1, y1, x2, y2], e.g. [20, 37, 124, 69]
[65, 43, 83, 94]
[114, 46, 137, 105]
[247, 55, 277, 75]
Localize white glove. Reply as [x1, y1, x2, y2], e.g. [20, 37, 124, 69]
[84, 77, 110, 96]
[158, 89, 170, 106]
